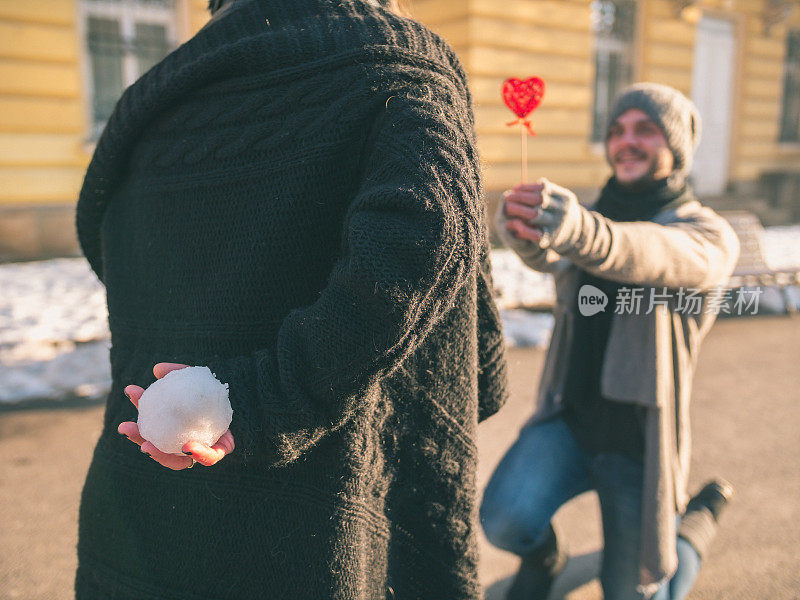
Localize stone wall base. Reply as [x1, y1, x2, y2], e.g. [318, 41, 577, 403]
[0, 204, 81, 263]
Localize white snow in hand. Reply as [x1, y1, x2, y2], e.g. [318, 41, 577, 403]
[137, 366, 232, 455]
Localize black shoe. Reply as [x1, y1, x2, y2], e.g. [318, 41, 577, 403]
[685, 478, 735, 522]
[678, 478, 735, 559]
[506, 524, 567, 600]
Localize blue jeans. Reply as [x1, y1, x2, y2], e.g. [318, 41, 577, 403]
[480, 417, 701, 600]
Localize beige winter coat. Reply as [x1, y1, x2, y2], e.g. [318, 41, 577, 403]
[496, 188, 740, 590]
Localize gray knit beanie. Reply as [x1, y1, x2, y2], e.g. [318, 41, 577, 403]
[607, 82, 702, 176]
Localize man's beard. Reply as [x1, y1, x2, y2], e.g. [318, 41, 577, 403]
[613, 151, 671, 192]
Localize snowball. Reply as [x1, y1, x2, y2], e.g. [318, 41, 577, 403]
[137, 366, 232, 455]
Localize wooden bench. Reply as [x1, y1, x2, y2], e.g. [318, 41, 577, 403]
[720, 210, 800, 313]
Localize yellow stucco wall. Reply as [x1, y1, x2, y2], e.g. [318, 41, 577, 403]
[0, 1, 85, 206]
[641, 0, 800, 183]
[411, 0, 606, 190]
[0, 0, 209, 209]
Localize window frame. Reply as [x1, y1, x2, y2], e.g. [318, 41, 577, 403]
[589, 0, 640, 145]
[778, 29, 800, 146]
[78, 0, 179, 141]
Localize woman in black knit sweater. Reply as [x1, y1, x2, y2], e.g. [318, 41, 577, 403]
[75, 0, 507, 598]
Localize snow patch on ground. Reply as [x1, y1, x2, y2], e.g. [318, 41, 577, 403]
[0, 259, 107, 346]
[498, 309, 554, 349]
[762, 226, 800, 271]
[490, 249, 555, 310]
[2, 225, 800, 404]
[0, 341, 111, 404]
[0, 259, 111, 404]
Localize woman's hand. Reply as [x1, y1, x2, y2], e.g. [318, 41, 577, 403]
[118, 362, 235, 470]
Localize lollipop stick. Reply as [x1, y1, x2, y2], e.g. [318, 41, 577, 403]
[521, 125, 527, 183]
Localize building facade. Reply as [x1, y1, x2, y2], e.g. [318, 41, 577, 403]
[0, 0, 208, 261]
[1, 0, 799, 260]
[414, 0, 800, 224]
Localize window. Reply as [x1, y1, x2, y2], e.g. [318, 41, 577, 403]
[81, 0, 177, 139]
[779, 30, 800, 143]
[590, 0, 638, 143]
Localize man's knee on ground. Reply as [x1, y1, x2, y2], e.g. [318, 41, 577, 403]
[479, 499, 551, 553]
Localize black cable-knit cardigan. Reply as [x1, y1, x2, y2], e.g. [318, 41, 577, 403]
[75, 1, 507, 598]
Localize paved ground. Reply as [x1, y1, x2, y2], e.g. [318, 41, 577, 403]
[1, 315, 799, 599]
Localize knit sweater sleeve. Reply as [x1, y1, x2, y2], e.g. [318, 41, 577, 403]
[476, 247, 508, 422]
[207, 81, 482, 466]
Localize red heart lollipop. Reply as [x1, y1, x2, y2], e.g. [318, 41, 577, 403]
[503, 77, 545, 119]
[502, 76, 545, 181]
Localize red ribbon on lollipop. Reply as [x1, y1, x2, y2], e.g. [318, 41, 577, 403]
[502, 77, 545, 181]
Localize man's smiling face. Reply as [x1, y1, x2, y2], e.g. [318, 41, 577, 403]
[606, 108, 674, 189]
